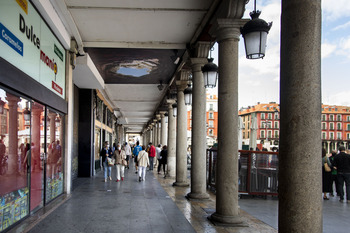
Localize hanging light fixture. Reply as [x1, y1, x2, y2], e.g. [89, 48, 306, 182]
[164, 112, 168, 123]
[202, 44, 218, 88]
[172, 103, 178, 117]
[23, 102, 31, 121]
[241, 0, 272, 59]
[184, 83, 192, 105]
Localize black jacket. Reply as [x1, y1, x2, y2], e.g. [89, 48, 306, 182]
[334, 152, 350, 173]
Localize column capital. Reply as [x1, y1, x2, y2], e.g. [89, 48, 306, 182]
[210, 18, 249, 42]
[191, 41, 211, 58]
[176, 80, 189, 92]
[167, 99, 176, 107]
[190, 57, 208, 73]
[159, 111, 167, 117]
[178, 69, 191, 81]
[156, 114, 161, 120]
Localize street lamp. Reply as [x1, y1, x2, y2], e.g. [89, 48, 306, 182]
[241, 0, 272, 59]
[172, 103, 177, 117]
[184, 84, 192, 105]
[202, 58, 218, 88]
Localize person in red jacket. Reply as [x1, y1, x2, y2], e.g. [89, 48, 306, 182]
[148, 142, 156, 171]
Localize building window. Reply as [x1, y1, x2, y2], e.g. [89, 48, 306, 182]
[337, 114, 342, 121]
[209, 129, 213, 136]
[347, 133, 350, 139]
[322, 122, 327, 130]
[267, 121, 272, 129]
[209, 104, 213, 110]
[268, 113, 272, 120]
[248, 122, 250, 129]
[275, 112, 279, 120]
[261, 113, 265, 120]
[347, 124, 350, 131]
[208, 120, 214, 127]
[322, 132, 327, 139]
[243, 132, 245, 138]
[337, 132, 342, 140]
[267, 130, 272, 138]
[330, 132, 334, 139]
[274, 121, 279, 129]
[190, 120, 192, 127]
[337, 123, 342, 130]
[209, 112, 214, 119]
[248, 132, 250, 138]
[322, 114, 326, 121]
[261, 130, 265, 138]
[330, 122, 334, 130]
[347, 116, 350, 122]
[330, 114, 334, 121]
[274, 130, 279, 138]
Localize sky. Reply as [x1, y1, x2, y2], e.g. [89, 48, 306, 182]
[208, 0, 350, 109]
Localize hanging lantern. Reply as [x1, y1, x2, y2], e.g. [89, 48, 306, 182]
[23, 102, 31, 121]
[184, 84, 192, 105]
[202, 58, 218, 88]
[241, 1, 272, 59]
[172, 103, 178, 117]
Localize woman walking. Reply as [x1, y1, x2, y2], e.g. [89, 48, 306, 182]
[114, 145, 126, 182]
[137, 145, 149, 182]
[100, 141, 113, 182]
[158, 145, 168, 177]
[322, 148, 333, 200]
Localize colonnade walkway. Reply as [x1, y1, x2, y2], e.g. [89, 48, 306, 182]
[8, 164, 350, 233]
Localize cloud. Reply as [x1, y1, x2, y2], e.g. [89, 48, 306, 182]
[333, 21, 350, 31]
[322, 43, 337, 58]
[324, 91, 350, 106]
[322, 0, 350, 21]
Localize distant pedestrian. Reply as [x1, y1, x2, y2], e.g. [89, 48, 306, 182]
[137, 146, 149, 182]
[333, 146, 350, 203]
[114, 145, 126, 182]
[322, 148, 332, 200]
[329, 151, 339, 196]
[155, 144, 162, 170]
[124, 142, 132, 169]
[100, 141, 113, 182]
[133, 141, 142, 173]
[158, 145, 167, 176]
[148, 142, 156, 170]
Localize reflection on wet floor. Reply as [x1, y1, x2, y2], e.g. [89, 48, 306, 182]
[155, 173, 277, 233]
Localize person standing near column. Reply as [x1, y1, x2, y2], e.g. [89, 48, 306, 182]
[156, 144, 162, 173]
[137, 146, 149, 182]
[333, 146, 350, 203]
[133, 141, 142, 174]
[100, 141, 112, 182]
[148, 142, 156, 171]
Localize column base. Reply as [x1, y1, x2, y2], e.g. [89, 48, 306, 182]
[186, 192, 209, 200]
[208, 212, 247, 227]
[172, 182, 189, 187]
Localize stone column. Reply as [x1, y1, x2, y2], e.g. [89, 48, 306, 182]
[31, 104, 43, 171]
[187, 42, 211, 199]
[6, 94, 20, 175]
[279, 0, 322, 232]
[173, 80, 189, 187]
[327, 141, 331, 154]
[153, 119, 158, 145]
[167, 100, 176, 177]
[209, 19, 244, 225]
[160, 112, 167, 146]
[157, 115, 161, 146]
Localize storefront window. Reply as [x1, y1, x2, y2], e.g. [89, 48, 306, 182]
[0, 89, 30, 231]
[45, 109, 64, 203]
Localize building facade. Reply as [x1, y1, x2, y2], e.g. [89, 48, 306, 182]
[239, 102, 350, 153]
[187, 93, 218, 147]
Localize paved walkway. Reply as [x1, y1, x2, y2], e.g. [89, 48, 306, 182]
[8, 164, 350, 233]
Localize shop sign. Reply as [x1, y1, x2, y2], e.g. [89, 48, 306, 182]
[0, 0, 65, 99]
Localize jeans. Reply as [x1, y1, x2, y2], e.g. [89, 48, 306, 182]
[337, 173, 350, 200]
[103, 160, 111, 179]
[149, 157, 154, 170]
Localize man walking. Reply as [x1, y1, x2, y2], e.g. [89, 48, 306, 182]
[333, 146, 350, 203]
[148, 142, 156, 170]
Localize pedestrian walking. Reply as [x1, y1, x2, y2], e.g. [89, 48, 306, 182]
[124, 142, 132, 169]
[148, 142, 156, 170]
[137, 145, 149, 182]
[333, 146, 350, 203]
[100, 141, 113, 182]
[158, 145, 167, 177]
[133, 141, 142, 173]
[114, 145, 127, 182]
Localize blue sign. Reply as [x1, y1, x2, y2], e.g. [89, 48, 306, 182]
[0, 22, 23, 56]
